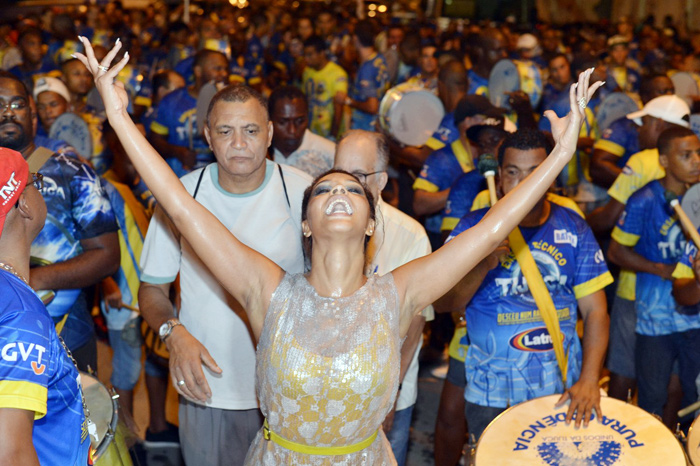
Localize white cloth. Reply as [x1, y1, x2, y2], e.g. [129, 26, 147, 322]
[367, 198, 434, 411]
[273, 129, 336, 178]
[140, 160, 311, 410]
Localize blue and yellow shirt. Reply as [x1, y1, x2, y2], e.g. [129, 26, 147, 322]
[448, 204, 612, 408]
[150, 86, 213, 176]
[612, 180, 699, 335]
[593, 118, 639, 168]
[350, 52, 389, 131]
[425, 112, 458, 151]
[303, 61, 349, 138]
[413, 139, 475, 234]
[0, 271, 90, 466]
[441, 170, 486, 232]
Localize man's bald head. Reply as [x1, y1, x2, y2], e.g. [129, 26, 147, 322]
[334, 130, 389, 199]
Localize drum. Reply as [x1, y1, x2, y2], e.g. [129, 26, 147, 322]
[474, 395, 688, 465]
[671, 72, 700, 108]
[595, 92, 641, 132]
[682, 184, 700, 230]
[49, 112, 93, 161]
[688, 415, 700, 465]
[80, 372, 132, 465]
[378, 83, 444, 147]
[488, 59, 543, 110]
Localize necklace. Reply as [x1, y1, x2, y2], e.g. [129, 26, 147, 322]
[58, 336, 96, 444]
[0, 262, 29, 286]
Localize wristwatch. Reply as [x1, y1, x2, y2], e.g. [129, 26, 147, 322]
[158, 318, 183, 342]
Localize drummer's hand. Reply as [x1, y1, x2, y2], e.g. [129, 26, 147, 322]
[73, 36, 130, 116]
[544, 68, 604, 156]
[167, 326, 222, 402]
[693, 251, 700, 283]
[555, 377, 601, 428]
[507, 91, 532, 113]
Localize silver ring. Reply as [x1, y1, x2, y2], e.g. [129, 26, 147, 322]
[177, 380, 186, 386]
[98, 65, 109, 72]
[578, 97, 587, 109]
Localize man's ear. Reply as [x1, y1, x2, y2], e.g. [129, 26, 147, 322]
[267, 120, 274, 148]
[204, 124, 212, 149]
[15, 192, 34, 221]
[658, 153, 669, 169]
[376, 171, 388, 193]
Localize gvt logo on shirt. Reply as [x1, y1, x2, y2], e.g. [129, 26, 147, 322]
[1, 342, 47, 375]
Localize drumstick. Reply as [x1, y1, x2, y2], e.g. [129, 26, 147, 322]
[478, 154, 499, 206]
[119, 302, 140, 312]
[666, 191, 700, 249]
[678, 399, 700, 419]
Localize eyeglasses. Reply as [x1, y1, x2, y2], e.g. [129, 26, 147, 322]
[0, 99, 28, 112]
[31, 172, 43, 190]
[351, 170, 384, 183]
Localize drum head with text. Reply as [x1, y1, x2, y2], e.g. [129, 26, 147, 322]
[475, 395, 687, 465]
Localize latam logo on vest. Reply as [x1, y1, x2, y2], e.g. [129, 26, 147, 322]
[1, 342, 47, 375]
[0, 171, 21, 206]
[509, 327, 563, 352]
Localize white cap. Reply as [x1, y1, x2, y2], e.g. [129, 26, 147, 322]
[516, 33, 538, 50]
[32, 77, 71, 104]
[626, 95, 690, 128]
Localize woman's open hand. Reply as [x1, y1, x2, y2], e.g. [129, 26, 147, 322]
[73, 36, 130, 116]
[544, 68, 604, 155]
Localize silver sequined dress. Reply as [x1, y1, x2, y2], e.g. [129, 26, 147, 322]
[244, 273, 400, 465]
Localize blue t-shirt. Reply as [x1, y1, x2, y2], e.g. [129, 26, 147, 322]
[538, 82, 570, 133]
[441, 170, 486, 232]
[31, 153, 118, 348]
[448, 204, 612, 408]
[150, 86, 213, 177]
[593, 117, 640, 167]
[612, 180, 699, 335]
[467, 69, 489, 96]
[413, 140, 475, 234]
[675, 239, 700, 315]
[0, 271, 90, 466]
[425, 112, 458, 150]
[350, 53, 389, 131]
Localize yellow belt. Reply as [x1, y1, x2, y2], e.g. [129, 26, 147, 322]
[263, 419, 378, 455]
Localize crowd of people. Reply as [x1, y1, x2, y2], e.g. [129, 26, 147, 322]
[1, 2, 700, 466]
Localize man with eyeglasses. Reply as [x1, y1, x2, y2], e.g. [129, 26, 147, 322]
[0, 147, 90, 466]
[334, 130, 433, 466]
[0, 72, 120, 371]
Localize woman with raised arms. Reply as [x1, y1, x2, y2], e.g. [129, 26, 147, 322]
[75, 37, 601, 465]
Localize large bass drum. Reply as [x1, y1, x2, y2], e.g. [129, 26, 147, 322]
[378, 83, 444, 147]
[474, 394, 688, 465]
[488, 59, 543, 110]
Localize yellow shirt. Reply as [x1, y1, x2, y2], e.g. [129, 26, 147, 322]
[302, 61, 349, 138]
[608, 148, 665, 300]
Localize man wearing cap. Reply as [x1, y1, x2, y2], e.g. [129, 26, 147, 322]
[0, 147, 90, 466]
[588, 94, 691, 405]
[590, 74, 675, 189]
[604, 35, 641, 94]
[32, 77, 93, 163]
[0, 72, 120, 370]
[413, 94, 506, 251]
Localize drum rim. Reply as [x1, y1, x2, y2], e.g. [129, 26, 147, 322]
[378, 84, 444, 146]
[688, 417, 700, 465]
[473, 394, 688, 465]
[80, 371, 119, 460]
[681, 183, 700, 230]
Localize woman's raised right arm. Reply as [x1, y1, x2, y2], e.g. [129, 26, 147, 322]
[74, 38, 283, 335]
